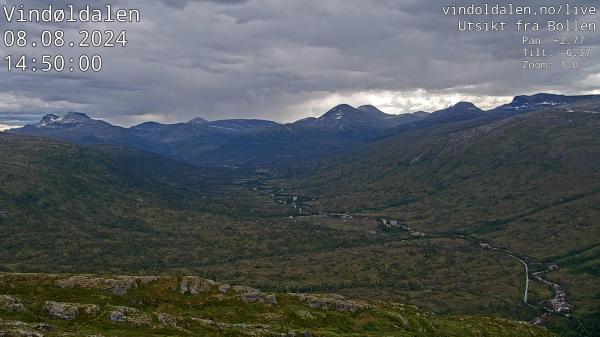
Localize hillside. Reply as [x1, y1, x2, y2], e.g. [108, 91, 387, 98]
[0, 273, 553, 337]
[0, 133, 293, 273]
[203, 105, 429, 167]
[289, 100, 600, 258]
[282, 100, 600, 336]
[0, 134, 552, 326]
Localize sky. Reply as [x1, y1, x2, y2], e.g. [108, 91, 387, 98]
[1, 0, 600, 129]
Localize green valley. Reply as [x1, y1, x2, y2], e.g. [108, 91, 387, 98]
[1, 95, 599, 336]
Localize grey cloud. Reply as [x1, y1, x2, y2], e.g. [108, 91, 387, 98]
[158, 0, 249, 9]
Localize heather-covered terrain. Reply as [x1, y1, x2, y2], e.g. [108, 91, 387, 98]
[0, 273, 553, 337]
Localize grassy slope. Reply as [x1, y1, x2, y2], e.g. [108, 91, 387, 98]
[0, 273, 553, 337]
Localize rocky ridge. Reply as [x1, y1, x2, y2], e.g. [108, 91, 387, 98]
[0, 273, 553, 337]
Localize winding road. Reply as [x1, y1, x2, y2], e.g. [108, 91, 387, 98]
[477, 241, 573, 325]
[508, 254, 529, 304]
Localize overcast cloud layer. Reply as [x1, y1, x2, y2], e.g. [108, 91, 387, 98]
[1, 0, 600, 128]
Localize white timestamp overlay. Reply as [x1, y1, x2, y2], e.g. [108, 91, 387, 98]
[1, 4, 141, 73]
[443, 3, 598, 71]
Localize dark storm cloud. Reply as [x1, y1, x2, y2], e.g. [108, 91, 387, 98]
[1, 0, 599, 128]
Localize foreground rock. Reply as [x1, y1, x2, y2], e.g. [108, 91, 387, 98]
[108, 305, 152, 327]
[0, 295, 25, 313]
[57, 275, 160, 295]
[234, 286, 278, 304]
[42, 301, 100, 320]
[289, 293, 369, 313]
[0, 319, 50, 337]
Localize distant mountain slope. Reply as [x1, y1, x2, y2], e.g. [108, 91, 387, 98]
[494, 93, 600, 114]
[294, 104, 424, 131]
[128, 118, 279, 161]
[9, 114, 279, 163]
[10, 112, 157, 152]
[204, 104, 430, 166]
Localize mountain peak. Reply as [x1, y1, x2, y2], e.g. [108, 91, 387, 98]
[358, 105, 389, 118]
[358, 105, 380, 111]
[188, 117, 209, 125]
[320, 104, 357, 120]
[63, 112, 91, 120]
[434, 102, 482, 115]
[40, 114, 60, 123]
[493, 93, 600, 114]
[131, 121, 167, 131]
[429, 101, 483, 123]
[452, 102, 479, 110]
[35, 112, 92, 128]
[328, 104, 356, 113]
[510, 93, 564, 107]
[509, 93, 600, 107]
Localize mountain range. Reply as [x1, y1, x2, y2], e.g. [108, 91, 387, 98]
[11, 93, 598, 166]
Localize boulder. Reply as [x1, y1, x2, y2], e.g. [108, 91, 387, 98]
[0, 319, 50, 337]
[233, 286, 261, 294]
[42, 301, 100, 321]
[290, 294, 369, 313]
[42, 302, 79, 321]
[235, 287, 277, 305]
[156, 312, 178, 328]
[179, 276, 216, 294]
[108, 306, 152, 327]
[295, 310, 317, 320]
[218, 284, 231, 294]
[0, 295, 25, 312]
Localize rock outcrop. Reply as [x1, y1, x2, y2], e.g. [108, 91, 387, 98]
[0, 295, 25, 313]
[218, 284, 231, 293]
[56, 275, 159, 295]
[179, 276, 217, 294]
[156, 312, 178, 328]
[179, 277, 277, 304]
[191, 317, 272, 331]
[234, 286, 277, 304]
[0, 272, 553, 337]
[0, 318, 50, 337]
[42, 301, 100, 321]
[108, 305, 152, 327]
[289, 293, 369, 313]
